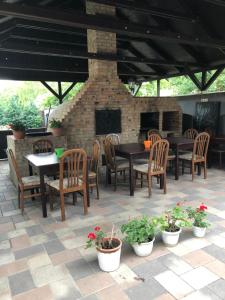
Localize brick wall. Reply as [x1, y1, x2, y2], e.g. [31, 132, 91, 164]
[49, 1, 182, 155]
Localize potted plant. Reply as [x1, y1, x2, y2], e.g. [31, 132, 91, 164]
[121, 216, 157, 257]
[86, 225, 122, 272]
[49, 119, 63, 137]
[157, 203, 191, 246]
[9, 120, 26, 139]
[187, 204, 210, 238]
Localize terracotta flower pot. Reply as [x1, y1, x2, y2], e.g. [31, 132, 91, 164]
[144, 140, 152, 150]
[52, 127, 63, 137]
[13, 130, 25, 140]
[96, 237, 122, 272]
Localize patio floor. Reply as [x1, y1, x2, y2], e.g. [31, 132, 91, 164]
[0, 160, 225, 300]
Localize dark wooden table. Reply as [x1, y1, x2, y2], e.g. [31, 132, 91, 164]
[210, 136, 225, 145]
[166, 137, 194, 180]
[25, 153, 90, 218]
[115, 143, 150, 196]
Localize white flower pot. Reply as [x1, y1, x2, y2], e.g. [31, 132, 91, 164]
[193, 226, 206, 238]
[97, 238, 122, 272]
[162, 228, 181, 246]
[132, 237, 155, 257]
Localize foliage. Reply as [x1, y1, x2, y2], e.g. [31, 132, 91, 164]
[0, 96, 42, 129]
[187, 204, 210, 228]
[121, 216, 157, 244]
[157, 202, 191, 232]
[86, 226, 118, 250]
[49, 119, 62, 128]
[9, 119, 26, 132]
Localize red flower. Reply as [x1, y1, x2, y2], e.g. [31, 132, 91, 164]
[94, 226, 101, 231]
[88, 232, 96, 240]
[199, 204, 207, 211]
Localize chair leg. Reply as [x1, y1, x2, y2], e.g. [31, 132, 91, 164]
[49, 187, 54, 211]
[72, 192, 77, 205]
[96, 176, 100, 200]
[83, 187, 88, 215]
[141, 173, 143, 188]
[148, 175, 152, 197]
[17, 186, 21, 209]
[163, 173, 167, 194]
[204, 161, 207, 179]
[60, 192, 65, 221]
[219, 153, 222, 169]
[20, 189, 24, 214]
[182, 160, 184, 175]
[123, 170, 126, 182]
[114, 171, 117, 191]
[192, 162, 195, 181]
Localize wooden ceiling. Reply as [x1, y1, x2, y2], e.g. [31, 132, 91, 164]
[0, 0, 225, 84]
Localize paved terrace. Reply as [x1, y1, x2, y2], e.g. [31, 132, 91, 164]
[0, 160, 225, 300]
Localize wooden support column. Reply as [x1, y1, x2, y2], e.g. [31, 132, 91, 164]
[41, 81, 77, 104]
[157, 79, 160, 97]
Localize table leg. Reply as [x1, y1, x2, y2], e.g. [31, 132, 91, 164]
[39, 170, 47, 218]
[197, 163, 201, 176]
[175, 146, 179, 180]
[129, 157, 134, 196]
[29, 163, 33, 176]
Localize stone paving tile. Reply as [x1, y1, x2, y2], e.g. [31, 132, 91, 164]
[154, 270, 193, 299]
[43, 239, 65, 255]
[1, 160, 225, 299]
[66, 258, 94, 280]
[180, 266, 219, 290]
[125, 277, 166, 300]
[49, 277, 81, 300]
[207, 279, 225, 299]
[8, 270, 35, 296]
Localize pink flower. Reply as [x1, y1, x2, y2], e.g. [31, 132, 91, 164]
[88, 232, 96, 240]
[94, 226, 101, 231]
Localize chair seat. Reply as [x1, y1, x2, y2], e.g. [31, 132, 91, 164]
[48, 178, 83, 191]
[167, 154, 175, 160]
[88, 171, 96, 178]
[134, 163, 163, 174]
[22, 175, 49, 188]
[179, 153, 204, 161]
[116, 160, 129, 170]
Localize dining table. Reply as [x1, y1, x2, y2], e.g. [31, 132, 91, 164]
[25, 152, 90, 218]
[166, 136, 194, 180]
[115, 143, 150, 196]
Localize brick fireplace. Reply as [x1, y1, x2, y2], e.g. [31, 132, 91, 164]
[49, 1, 182, 153]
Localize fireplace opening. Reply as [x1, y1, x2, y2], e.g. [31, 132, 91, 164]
[163, 111, 179, 131]
[140, 112, 159, 132]
[95, 109, 121, 135]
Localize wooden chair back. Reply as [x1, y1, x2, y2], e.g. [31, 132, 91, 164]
[90, 140, 100, 173]
[7, 149, 23, 185]
[147, 129, 160, 139]
[33, 139, 54, 154]
[193, 132, 210, 160]
[106, 133, 120, 145]
[184, 128, 198, 139]
[204, 128, 214, 137]
[148, 133, 161, 144]
[103, 139, 116, 170]
[59, 149, 87, 193]
[148, 139, 169, 174]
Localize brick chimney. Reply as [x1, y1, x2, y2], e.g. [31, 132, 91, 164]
[86, 1, 118, 79]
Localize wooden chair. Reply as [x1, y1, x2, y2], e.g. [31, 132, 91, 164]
[106, 133, 120, 145]
[33, 139, 54, 154]
[103, 139, 129, 191]
[7, 149, 46, 214]
[148, 133, 161, 144]
[180, 132, 210, 181]
[47, 149, 88, 221]
[147, 129, 161, 140]
[134, 139, 169, 196]
[184, 128, 198, 139]
[89, 140, 100, 199]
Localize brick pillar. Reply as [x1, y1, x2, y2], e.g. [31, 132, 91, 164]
[86, 1, 117, 79]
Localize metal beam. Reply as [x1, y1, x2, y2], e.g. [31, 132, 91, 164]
[0, 41, 196, 67]
[0, 3, 225, 49]
[203, 67, 224, 90]
[200, 0, 225, 7]
[86, 0, 196, 22]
